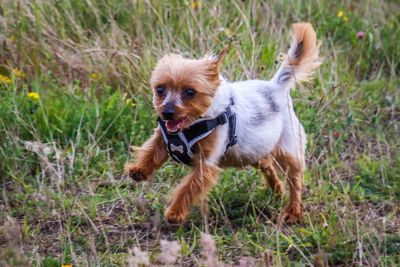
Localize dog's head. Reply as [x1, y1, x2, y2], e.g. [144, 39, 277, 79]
[150, 48, 226, 134]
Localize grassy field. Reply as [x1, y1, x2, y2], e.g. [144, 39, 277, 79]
[1, 0, 400, 266]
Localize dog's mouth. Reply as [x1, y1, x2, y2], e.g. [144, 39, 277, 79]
[165, 118, 187, 134]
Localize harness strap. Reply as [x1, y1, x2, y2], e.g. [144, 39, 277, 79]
[226, 98, 237, 149]
[182, 112, 227, 144]
[158, 118, 194, 165]
[158, 99, 237, 166]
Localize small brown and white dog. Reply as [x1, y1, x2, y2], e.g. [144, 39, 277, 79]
[125, 23, 321, 224]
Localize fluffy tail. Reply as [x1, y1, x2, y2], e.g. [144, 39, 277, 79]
[273, 23, 322, 87]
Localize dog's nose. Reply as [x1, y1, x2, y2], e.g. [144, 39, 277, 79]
[162, 102, 175, 120]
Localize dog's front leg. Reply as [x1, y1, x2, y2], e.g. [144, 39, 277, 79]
[125, 127, 168, 182]
[165, 155, 220, 223]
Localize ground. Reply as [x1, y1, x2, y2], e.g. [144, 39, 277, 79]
[0, 0, 399, 266]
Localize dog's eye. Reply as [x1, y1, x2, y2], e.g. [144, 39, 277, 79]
[184, 88, 196, 98]
[156, 86, 165, 97]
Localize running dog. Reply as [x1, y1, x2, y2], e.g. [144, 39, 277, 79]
[125, 23, 321, 224]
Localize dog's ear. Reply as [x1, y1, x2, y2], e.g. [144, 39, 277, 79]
[209, 46, 228, 71]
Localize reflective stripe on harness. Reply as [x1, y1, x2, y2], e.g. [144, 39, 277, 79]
[158, 99, 237, 166]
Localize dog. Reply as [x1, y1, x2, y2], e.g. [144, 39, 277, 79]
[125, 23, 321, 224]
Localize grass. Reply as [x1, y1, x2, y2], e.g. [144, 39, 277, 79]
[0, 0, 400, 266]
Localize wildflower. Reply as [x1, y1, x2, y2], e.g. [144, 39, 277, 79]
[226, 29, 233, 35]
[27, 92, 39, 99]
[61, 265, 72, 267]
[91, 73, 100, 81]
[9, 35, 15, 41]
[128, 247, 149, 266]
[125, 98, 136, 107]
[191, 0, 201, 9]
[337, 11, 343, 17]
[343, 16, 348, 22]
[12, 68, 25, 78]
[200, 233, 219, 267]
[157, 240, 181, 264]
[357, 31, 364, 39]
[0, 74, 11, 83]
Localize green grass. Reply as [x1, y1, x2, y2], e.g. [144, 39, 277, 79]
[1, 0, 400, 266]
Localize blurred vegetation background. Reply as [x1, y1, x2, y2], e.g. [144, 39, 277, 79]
[0, 0, 399, 266]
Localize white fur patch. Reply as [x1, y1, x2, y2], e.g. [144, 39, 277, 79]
[204, 77, 306, 167]
[161, 90, 183, 107]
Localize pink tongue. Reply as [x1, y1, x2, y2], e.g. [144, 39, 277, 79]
[166, 120, 181, 131]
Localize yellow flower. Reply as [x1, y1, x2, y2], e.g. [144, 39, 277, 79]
[62, 265, 72, 267]
[0, 74, 11, 83]
[91, 73, 100, 81]
[191, 0, 201, 9]
[226, 29, 233, 35]
[125, 99, 136, 107]
[28, 92, 39, 99]
[9, 35, 15, 41]
[343, 16, 348, 22]
[338, 11, 343, 17]
[12, 68, 25, 78]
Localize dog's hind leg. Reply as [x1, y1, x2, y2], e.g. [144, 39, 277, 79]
[280, 154, 304, 224]
[273, 143, 305, 224]
[253, 156, 283, 194]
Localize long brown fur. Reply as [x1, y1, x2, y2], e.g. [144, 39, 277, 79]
[150, 50, 225, 124]
[270, 146, 305, 224]
[283, 22, 322, 84]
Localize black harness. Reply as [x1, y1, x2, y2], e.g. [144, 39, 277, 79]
[158, 100, 237, 166]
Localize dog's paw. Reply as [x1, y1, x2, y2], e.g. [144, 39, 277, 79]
[164, 207, 187, 224]
[278, 205, 303, 225]
[127, 167, 148, 182]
